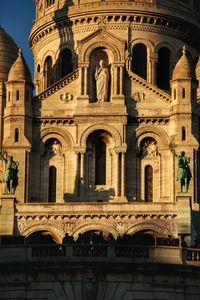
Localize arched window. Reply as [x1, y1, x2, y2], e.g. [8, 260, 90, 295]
[37, 64, 40, 73]
[16, 90, 19, 101]
[182, 87, 186, 99]
[182, 127, 186, 141]
[8, 91, 10, 102]
[48, 166, 57, 202]
[132, 43, 147, 80]
[145, 165, 153, 202]
[95, 136, 106, 185]
[174, 89, 176, 100]
[14, 128, 19, 142]
[44, 56, 53, 89]
[157, 47, 171, 90]
[60, 49, 73, 78]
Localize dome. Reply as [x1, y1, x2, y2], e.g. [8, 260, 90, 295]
[172, 46, 196, 80]
[8, 48, 32, 82]
[0, 25, 18, 82]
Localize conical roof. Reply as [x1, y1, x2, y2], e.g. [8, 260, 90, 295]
[0, 25, 18, 82]
[8, 48, 32, 82]
[172, 46, 195, 80]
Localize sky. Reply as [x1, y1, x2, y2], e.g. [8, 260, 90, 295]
[0, 0, 35, 78]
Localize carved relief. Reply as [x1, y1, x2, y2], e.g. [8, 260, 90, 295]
[60, 92, 73, 103]
[132, 91, 145, 102]
[140, 138, 158, 158]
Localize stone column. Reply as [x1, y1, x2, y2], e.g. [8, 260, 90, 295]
[119, 66, 123, 96]
[149, 54, 158, 85]
[80, 152, 85, 198]
[113, 65, 118, 96]
[84, 66, 88, 96]
[121, 152, 125, 197]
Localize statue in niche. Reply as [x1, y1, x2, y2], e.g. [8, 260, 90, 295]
[0, 151, 19, 194]
[47, 139, 62, 156]
[172, 150, 192, 193]
[141, 139, 158, 157]
[95, 59, 109, 102]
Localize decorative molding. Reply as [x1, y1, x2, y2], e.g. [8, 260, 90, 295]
[33, 118, 74, 127]
[17, 213, 177, 239]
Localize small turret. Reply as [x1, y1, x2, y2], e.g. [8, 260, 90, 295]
[171, 46, 197, 106]
[3, 48, 33, 202]
[5, 48, 33, 147]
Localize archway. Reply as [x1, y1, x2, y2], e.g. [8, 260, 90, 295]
[25, 230, 57, 244]
[86, 130, 115, 192]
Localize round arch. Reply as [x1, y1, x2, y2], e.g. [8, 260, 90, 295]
[130, 126, 170, 151]
[131, 38, 154, 55]
[126, 221, 174, 237]
[40, 127, 74, 151]
[80, 124, 122, 148]
[72, 223, 119, 241]
[84, 42, 120, 63]
[41, 50, 56, 66]
[154, 41, 176, 61]
[22, 223, 65, 244]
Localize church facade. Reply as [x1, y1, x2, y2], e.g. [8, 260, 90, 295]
[1, 0, 200, 299]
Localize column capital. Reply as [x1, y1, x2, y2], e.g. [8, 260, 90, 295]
[73, 146, 86, 154]
[114, 145, 127, 154]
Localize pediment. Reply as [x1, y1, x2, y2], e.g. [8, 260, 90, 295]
[77, 28, 126, 46]
[77, 28, 126, 62]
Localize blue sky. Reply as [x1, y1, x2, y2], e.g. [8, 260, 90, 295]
[0, 0, 35, 77]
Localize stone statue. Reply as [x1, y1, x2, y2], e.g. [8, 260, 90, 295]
[95, 59, 109, 102]
[173, 150, 192, 193]
[0, 151, 19, 194]
[47, 139, 62, 156]
[141, 139, 158, 157]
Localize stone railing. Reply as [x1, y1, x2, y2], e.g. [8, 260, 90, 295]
[34, 69, 79, 101]
[0, 241, 186, 265]
[185, 248, 200, 262]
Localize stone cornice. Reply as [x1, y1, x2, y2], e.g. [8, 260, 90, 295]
[33, 117, 74, 126]
[128, 117, 170, 126]
[30, 12, 200, 50]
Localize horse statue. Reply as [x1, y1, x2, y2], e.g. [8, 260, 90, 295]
[1, 153, 19, 194]
[176, 151, 192, 193]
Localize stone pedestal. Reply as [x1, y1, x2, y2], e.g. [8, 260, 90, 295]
[0, 197, 15, 235]
[177, 194, 191, 245]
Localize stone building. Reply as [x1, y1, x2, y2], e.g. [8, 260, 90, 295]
[1, 0, 200, 299]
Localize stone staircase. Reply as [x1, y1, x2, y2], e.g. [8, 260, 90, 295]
[35, 68, 79, 101]
[127, 69, 171, 103]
